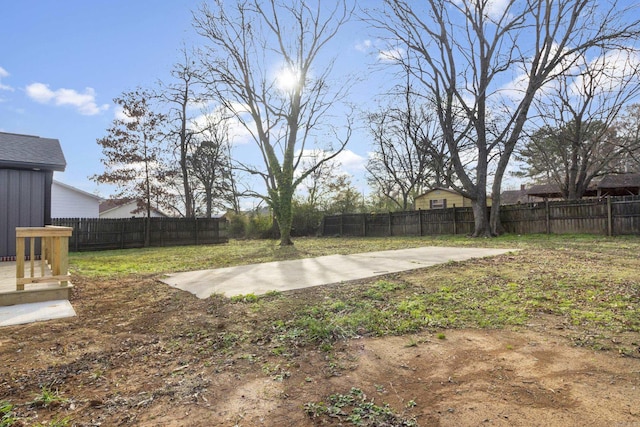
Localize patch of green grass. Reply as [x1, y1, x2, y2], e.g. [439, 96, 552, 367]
[246, 237, 640, 352]
[67, 234, 557, 278]
[33, 416, 72, 427]
[0, 401, 16, 427]
[305, 387, 417, 426]
[69, 235, 640, 354]
[31, 386, 67, 408]
[230, 293, 259, 303]
[364, 280, 406, 301]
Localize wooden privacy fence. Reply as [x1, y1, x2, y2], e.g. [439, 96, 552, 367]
[52, 217, 228, 252]
[321, 196, 640, 237]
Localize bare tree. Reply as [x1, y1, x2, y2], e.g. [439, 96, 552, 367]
[368, 0, 640, 236]
[156, 48, 205, 218]
[366, 81, 447, 210]
[188, 117, 235, 217]
[296, 151, 342, 212]
[616, 103, 640, 172]
[93, 89, 170, 246]
[518, 47, 640, 199]
[193, 0, 353, 245]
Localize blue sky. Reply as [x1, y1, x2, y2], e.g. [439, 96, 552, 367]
[9, 1, 625, 203]
[1, 1, 379, 200]
[1, 1, 200, 193]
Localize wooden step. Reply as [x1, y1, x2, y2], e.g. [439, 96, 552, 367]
[0, 284, 73, 306]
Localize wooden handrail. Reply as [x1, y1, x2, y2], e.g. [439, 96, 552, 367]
[15, 226, 73, 291]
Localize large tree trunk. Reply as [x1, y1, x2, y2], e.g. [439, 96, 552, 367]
[205, 188, 213, 218]
[272, 184, 295, 246]
[277, 217, 293, 246]
[489, 151, 512, 236]
[471, 199, 492, 237]
[182, 157, 193, 218]
[489, 195, 504, 236]
[469, 146, 492, 237]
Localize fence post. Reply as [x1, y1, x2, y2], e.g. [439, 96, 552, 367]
[195, 217, 199, 245]
[362, 213, 367, 237]
[388, 212, 392, 236]
[118, 220, 124, 249]
[339, 215, 344, 237]
[419, 209, 423, 236]
[607, 197, 613, 236]
[74, 219, 79, 252]
[452, 205, 457, 235]
[545, 199, 550, 234]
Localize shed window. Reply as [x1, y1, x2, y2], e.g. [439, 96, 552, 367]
[430, 198, 447, 209]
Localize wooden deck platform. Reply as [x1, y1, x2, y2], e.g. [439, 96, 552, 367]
[0, 261, 72, 306]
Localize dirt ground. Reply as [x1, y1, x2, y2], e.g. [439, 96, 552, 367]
[1, 272, 639, 427]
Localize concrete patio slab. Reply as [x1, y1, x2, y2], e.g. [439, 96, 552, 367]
[0, 300, 76, 327]
[160, 246, 514, 299]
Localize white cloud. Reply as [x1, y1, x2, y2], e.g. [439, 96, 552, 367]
[355, 39, 373, 52]
[25, 82, 109, 115]
[294, 148, 366, 177]
[113, 105, 138, 123]
[336, 149, 366, 172]
[190, 102, 255, 145]
[499, 43, 582, 103]
[484, 0, 512, 20]
[498, 72, 530, 102]
[569, 49, 640, 98]
[454, 0, 513, 22]
[378, 48, 405, 63]
[0, 66, 13, 92]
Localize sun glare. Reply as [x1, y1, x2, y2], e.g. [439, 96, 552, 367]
[276, 67, 301, 92]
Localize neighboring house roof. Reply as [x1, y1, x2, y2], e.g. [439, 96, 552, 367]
[99, 198, 133, 214]
[99, 198, 167, 217]
[597, 173, 640, 189]
[415, 187, 463, 198]
[53, 180, 103, 201]
[500, 188, 529, 205]
[416, 187, 492, 200]
[527, 183, 599, 198]
[0, 131, 66, 171]
[597, 173, 640, 196]
[526, 184, 563, 198]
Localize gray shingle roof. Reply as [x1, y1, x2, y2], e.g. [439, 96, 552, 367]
[500, 189, 529, 205]
[597, 173, 640, 189]
[0, 131, 66, 171]
[526, 184, 563, 198]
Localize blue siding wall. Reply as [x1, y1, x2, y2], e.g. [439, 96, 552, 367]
[0, 169, 46, 258]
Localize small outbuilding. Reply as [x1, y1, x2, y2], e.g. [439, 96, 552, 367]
[0, 132, 66, 258]
[597, 173, 640, 197]
[414, 187, 492, 210]
[526, 183, 599, 200]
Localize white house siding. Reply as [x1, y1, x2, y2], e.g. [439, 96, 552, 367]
[51, 181, 101, 218]
[100, 202, 166, 218]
